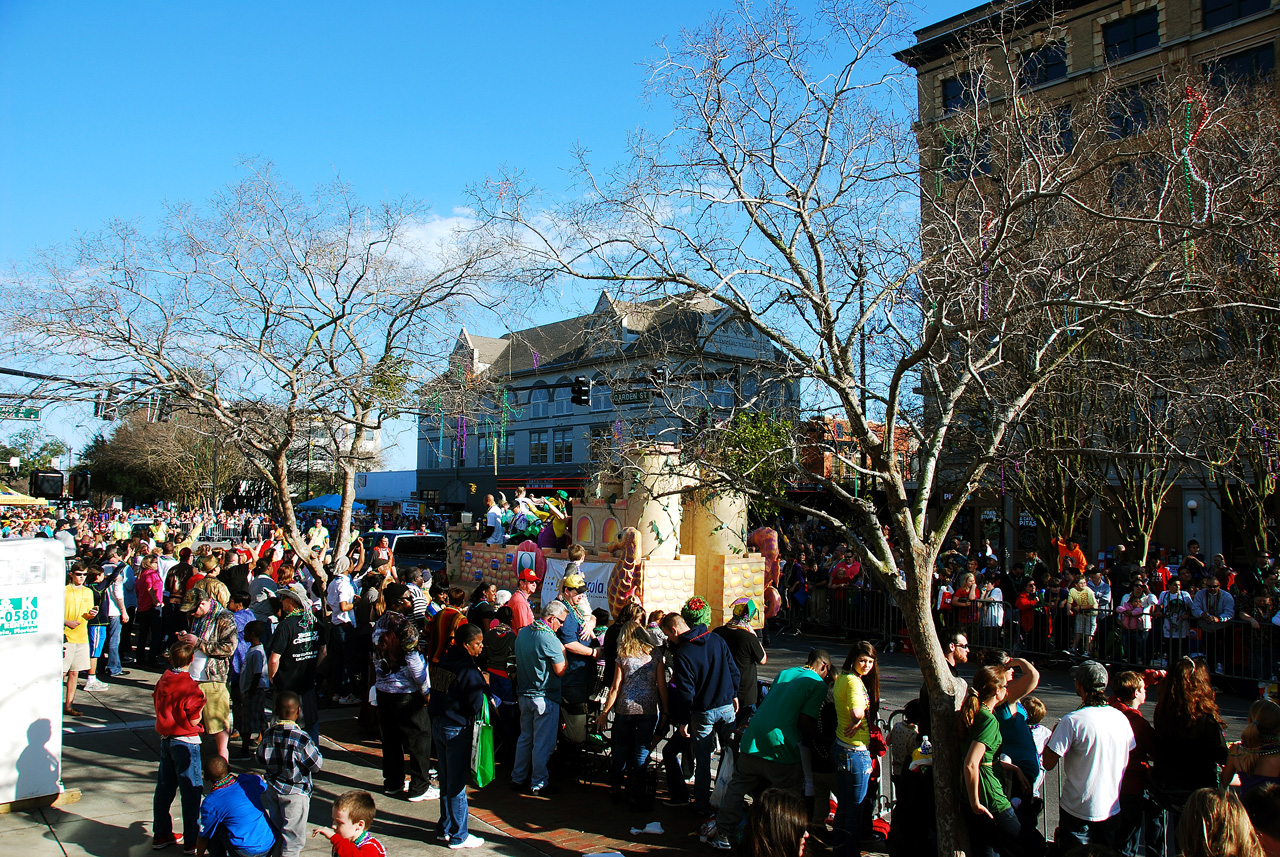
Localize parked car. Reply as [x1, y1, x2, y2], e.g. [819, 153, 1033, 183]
[360, 529, 445, 572]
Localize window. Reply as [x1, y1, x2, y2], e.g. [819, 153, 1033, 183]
[1207, 42, 1276, 88]
[941, 134, 992, 181]
[529, 384, 549, 419]
[1110, 158, 1166, 211]
[1203, 0, 1269, 30]
[1104, 9, 1159, 61]
[1108, 85, 1156, 139]
[553, 378, 572, 416]
[478, 434, 493, 466]
[712, 380, 734, 409]
[477, 434, 515, 467]
[1021, 43, 1068, 88]
[941, 72, 983, 113]
[451, 436, 466, 467]
[590, 375, 613, 411]
[553, 429, 574, 464]
[529, 430, 548, 465]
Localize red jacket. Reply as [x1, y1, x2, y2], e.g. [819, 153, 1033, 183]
[327, 832, 386, 857]
[1108, 697, 1156, 795]
[154, 670, 206, 737]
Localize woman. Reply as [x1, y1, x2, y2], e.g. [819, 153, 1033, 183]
[1118, 579, 1158, 666]
[596, 619, 667, 808]
[1153, 658, 1228, 816]
[959, 666, 1045, 857]
[741, 788, 810, 857]
[831, 641, 878, 857]
[429, 622, 488, 849]
[952, 572, 981, 640]
[1221, 700, 1280, 792]
[468, 582, 497, 632]
[1176, 788, 1264, 857]
[371, 584, 433, 800]
[1158, 577, 1195, 664]
[990, 653, 1041, 816]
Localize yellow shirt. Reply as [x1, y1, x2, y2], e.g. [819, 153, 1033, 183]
[64, 584, 93, 644]
[1068, 587, 1097, 613]
[835, 673, 870, 748]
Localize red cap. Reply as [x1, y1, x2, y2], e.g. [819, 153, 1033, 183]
[518, 568, 540, 583]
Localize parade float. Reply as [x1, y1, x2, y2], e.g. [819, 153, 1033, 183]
[448, 444, 766, 628]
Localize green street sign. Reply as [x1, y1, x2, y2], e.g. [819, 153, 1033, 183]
[0, 406, 40, 421]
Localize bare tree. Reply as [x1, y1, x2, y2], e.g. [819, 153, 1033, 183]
[7, 161, 504, 574]
[470, 3, 1280, 851]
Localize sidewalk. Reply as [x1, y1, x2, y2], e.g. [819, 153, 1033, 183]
[10, 636, 1256, 856]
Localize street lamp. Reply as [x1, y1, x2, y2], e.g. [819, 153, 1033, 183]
[1187, 498, 1198, 522]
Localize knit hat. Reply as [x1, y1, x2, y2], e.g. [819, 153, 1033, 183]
[681, 596, 711, 628]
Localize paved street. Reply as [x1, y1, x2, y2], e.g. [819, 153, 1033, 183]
[9, 634, 1256, 856]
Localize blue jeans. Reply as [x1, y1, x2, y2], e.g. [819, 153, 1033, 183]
[105, 616, 123, 675]
[831, 742, 872, 857]
[433, 721, 473, 845]
[153, 737, 202, 839]
[512, 696, 559, 790]
[610, 713, 658, 789]
[691, 703, 735, 811]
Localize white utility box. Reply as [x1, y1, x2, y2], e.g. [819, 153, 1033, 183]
[0, 539, 66, 805]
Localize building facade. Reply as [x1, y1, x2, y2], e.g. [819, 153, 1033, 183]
[416, 291, 799, 509]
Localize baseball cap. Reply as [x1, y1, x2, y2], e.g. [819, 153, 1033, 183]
[563, 572, 587, 591]
[383, 583, 410, 605]
[518, 568, 539, 583]
[180, 587, 211, 611]
[1070, 660, 1109, 692]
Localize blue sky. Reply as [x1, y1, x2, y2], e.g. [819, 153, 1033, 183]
[0, 0, 971, 474]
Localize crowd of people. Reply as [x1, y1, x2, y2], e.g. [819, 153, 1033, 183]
[27, 499, 1280, 857]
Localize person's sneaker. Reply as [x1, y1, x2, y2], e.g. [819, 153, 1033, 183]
[110, 669, 131, 677]
[151, 832, 183, 849]
[449, 835, 485, 850]
[436, 832, 449, 843]
[336, 694, 362, 705]
[182, 845, 197, 856]
[707, 832, 732, 850]
[407, 786, 440, 802]
[529, 784, 559, 797]
[382, 786, 403, 797]
[84, 678, 108, 691]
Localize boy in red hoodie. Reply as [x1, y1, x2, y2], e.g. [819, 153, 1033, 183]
[152, 641, 206, 852]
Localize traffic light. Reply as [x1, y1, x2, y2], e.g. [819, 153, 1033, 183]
[69, 470, 91, 501]
[570, 376, 591, 407]
[94, 390, 119, 421]
[29, 470, 64, 500]
[650, 366, 668, 388]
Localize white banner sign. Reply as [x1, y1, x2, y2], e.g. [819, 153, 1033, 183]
[539, 558, 614, 613]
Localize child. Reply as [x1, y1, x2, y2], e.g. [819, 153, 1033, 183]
[257, 691, 323, 857]
[312, 790, 385, 856]
[194, 755, 276, 857]
[152, 641, 206, 851]
[1024, 696, 1051, 799]
[238, 620, 269, 755]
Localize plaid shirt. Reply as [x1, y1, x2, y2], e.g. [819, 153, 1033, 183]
[255, 722, 323, 795]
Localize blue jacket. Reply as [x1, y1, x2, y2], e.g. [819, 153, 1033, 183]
[669, 624, 741, 725]
[429, 645, 488, 728]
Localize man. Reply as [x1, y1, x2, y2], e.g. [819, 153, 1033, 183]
[827, 546, 859, 626]
[1044, 661, 1136, 848]
[403, 567, 430, 624]
[54, 520, 77, 558]
[917, 629, 969, 738]
[483, 494, 505, 545]
[63, 566, 98, 717]
[713, 599, 767, 727]
[1236, 552, 1271, 599]
[305, 518, 329, 555]
[1191, 575, 1235, 673]
[708, 649, 831, 850]
[1179, 539, 1207, 581]
[247, 559, 278, 625]
[180, 587, 240, 761]
[511, 601, 568, 795]
[508, 568, 538, 634]
[268, 587, 321, 744]
[100, 547, 131, 679]
[1053, 537, 1089, 577]
[661, 597, 741, 817]
[1108, 671, 1159, 857]
[83, 567, 112, 691]
[325, 558, 360, 705]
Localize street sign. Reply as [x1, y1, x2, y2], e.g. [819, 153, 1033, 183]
[0, 406, 40, 421]
[613, 388, 652, 406]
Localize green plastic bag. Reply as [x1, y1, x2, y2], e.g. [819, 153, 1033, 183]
[470, 695, 496, 789]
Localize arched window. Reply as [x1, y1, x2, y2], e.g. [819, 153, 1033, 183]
[553, 376, 572, 416]
[590, 373, 613, 412]
[529, 383, 549, 419]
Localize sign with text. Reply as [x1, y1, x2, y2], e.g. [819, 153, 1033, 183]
[0, 406, 40, 421]
[612, 388, 652, 406]
[0, 597, 39, 637]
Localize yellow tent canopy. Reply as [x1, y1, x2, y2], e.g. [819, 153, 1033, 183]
[0, 485, 49, 506]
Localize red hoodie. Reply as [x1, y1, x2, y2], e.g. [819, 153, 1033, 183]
[154, 669, 206, 738]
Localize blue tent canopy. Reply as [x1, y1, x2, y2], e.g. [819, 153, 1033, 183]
[295, 493, 365, 512]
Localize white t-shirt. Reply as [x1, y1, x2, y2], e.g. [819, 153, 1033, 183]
[485, 505, 505, 545]
[1045, 704, 1135, 821]
[326, 574, 356, 626]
